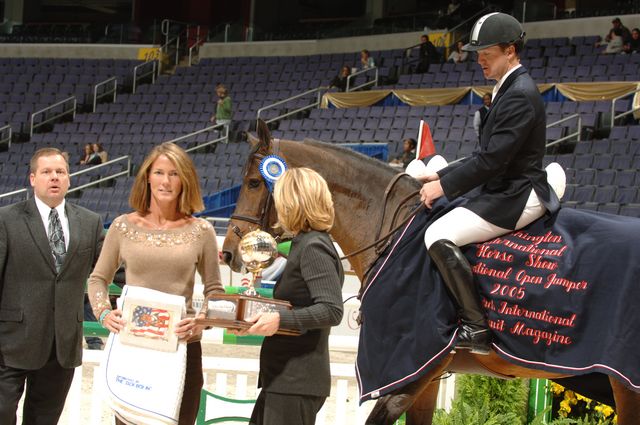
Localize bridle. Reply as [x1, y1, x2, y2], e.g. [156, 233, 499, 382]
[229, 140, 281, 240]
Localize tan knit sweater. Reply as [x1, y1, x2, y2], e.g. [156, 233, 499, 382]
[88, 215, 223, 323]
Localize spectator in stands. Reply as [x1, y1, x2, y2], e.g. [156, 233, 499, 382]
[390, 138, 417, 168]
[87, 143, 107, 165]
[473, 93, 492, 137]
[416, 34, 439, 73]
[603, 28, 624, 54]
[608, 17, 631, 45]
[360, 49, 375, 69]
[79, 143, 92, 165]
[329, 65, 351, 92]
[416, 13, 566, 356]
[447, 40, 469, 63]
[88, 142, 224, 425]
[624, 28, 640, 54]
[232, 167, 343, 425]
[210, 84, 232, 133]
[0, 147, 103, 425]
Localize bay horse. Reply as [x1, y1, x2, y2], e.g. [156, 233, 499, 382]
[220, 121, 640, 424]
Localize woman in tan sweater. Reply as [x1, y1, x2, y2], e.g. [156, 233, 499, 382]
[88, 142, 224, 425]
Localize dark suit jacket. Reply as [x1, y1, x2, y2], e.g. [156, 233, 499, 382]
[438, 66, 557, 229]
[0, 198, 103, 370]
[258, 231, 344, 397]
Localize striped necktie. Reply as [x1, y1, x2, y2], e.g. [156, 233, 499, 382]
[48, 208, 66, 273]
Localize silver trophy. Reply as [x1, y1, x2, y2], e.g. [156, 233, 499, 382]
[239, 229, 279, 296]
[197, 229, 299, 335]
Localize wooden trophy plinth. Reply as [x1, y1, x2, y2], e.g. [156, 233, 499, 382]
[196, 293, 301, 336]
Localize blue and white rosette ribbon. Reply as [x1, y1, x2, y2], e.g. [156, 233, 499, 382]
[259, 155, 287, 192]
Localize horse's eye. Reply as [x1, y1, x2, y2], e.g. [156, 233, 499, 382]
[248, 179, 262, 189]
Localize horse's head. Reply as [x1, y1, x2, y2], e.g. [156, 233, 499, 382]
[222, 120, 281, 272]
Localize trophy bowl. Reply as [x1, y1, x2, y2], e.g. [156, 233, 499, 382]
[239, 230, 278, 275]
[196, 228, 299, 336]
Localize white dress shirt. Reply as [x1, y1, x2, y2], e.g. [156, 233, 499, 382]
[492, 64, 522, 101]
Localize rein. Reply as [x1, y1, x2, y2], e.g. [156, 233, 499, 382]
[340, 190, 422, 261]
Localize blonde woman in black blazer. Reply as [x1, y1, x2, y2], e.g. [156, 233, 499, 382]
[236, 167, 344, 425]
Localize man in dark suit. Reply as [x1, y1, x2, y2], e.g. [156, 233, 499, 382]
[416, 13, 564, 354]
[0, 147, 103, 424]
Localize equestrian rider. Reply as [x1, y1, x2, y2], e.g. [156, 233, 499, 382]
[417, 13, 565, 355]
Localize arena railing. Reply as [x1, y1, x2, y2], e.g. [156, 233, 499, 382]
[346, 67, 378, 92]
[0, 124, 11, 149]
[448, 114, 582, 166]
[256, 86, 326, 128]
[30, 96, 77, 138]
[166, 122, 229, 152]
[545, 113, 582, 148]
[132, 60, 157, 94]
[67, 155, 133, 194]
[92, 77, 117, 113]
[611, 88, 640, 128]
[188, 33, 205, 66]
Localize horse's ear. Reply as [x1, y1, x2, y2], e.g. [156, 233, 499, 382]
[256, 119, 272, 152]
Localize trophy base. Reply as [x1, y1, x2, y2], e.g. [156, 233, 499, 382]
[195, 293, 301, 336]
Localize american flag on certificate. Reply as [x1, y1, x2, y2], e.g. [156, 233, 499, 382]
[130, 306, 171, 339]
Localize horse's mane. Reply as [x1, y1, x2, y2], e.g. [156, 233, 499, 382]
[300, 138, 400, 178]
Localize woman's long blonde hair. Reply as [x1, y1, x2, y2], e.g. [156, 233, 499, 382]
[273, 167, 334, 234]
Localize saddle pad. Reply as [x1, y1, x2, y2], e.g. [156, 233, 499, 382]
[356, 199, 640, 403]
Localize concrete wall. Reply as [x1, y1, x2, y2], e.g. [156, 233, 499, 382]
[199, 30, 425, 58]
[0, 43, 151, 58]
[523, 13, 640, 39]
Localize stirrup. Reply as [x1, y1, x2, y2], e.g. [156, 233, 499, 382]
[455, 324, 491, 355]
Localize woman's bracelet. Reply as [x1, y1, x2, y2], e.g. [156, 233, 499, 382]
[99, 309, 111, 325]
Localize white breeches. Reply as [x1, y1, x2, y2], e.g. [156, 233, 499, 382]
[423, 157, 566, 249]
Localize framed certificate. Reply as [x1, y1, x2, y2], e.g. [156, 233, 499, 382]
[119, 297, 183, 352]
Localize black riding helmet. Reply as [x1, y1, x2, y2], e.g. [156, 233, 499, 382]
[462, 12, 525, 51]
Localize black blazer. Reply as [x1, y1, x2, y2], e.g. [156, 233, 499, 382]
[0, 198, 103, 369]
[258, 230, 344, 397]
[438, 66, 558, 229]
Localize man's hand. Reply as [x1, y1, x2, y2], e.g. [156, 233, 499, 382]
[420, 180, 445, 209]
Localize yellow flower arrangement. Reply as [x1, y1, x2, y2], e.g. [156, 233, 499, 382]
[550, 382, 617, 423]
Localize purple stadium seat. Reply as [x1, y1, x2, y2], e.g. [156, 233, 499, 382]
[573, 185, 596, 202]
[609, 140, 629, 155]
[573, 154, 594, 169]
[627, 126, 640, 140]
[612, 154, 632, 169]
[547, 57, 564, 68]
[616, 187, 638, 204]
[574, 168, 595, 185]
[593, 186, 616, 203]
[620, 204, 640, 218]
[546, 127, 564, 141]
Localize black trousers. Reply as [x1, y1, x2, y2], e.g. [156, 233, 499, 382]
[0, 344, 75, 425]
[249, 391, 326, 425]
[115, 341, 203, 425]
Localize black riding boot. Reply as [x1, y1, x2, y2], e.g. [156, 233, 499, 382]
[428, 239, 491, 355]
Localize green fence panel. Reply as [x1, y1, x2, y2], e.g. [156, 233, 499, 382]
[528, 378, 552, 423]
